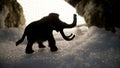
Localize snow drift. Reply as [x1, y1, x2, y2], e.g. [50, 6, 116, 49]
[0, 26, 120, 68]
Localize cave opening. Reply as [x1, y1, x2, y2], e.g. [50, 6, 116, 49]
[17, 0, 86, 26]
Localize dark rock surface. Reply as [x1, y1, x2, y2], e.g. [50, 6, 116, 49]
[65, 0, 120, 32]
[0, 0, 25, 28]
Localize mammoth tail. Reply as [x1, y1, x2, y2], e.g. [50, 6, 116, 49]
[16, 31, 26, 46]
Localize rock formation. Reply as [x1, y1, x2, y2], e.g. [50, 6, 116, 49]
[1, 0, 120, 33]
[0, 0, 25, 28]
[65, 0, 120, 32]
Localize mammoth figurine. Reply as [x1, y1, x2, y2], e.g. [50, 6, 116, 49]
[16, 13, 77, 54]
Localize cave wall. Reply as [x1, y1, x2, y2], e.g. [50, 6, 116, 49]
[65, 0, 120, 32]
[1, 0, 120, 32]
[0, 0, 25, 28]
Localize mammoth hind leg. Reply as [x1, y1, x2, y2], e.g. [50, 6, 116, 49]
[25, 40, 34, 54]
[37, 41, 46, 48]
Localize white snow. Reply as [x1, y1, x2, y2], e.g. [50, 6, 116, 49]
[0, 26, 120, 68]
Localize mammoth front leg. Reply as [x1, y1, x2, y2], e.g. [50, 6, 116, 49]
[48, 33, 58, 52]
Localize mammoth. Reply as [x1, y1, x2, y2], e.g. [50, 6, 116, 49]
[16, 13, 77, 54]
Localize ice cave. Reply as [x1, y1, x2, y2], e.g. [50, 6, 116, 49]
[0, 0, 120, 68]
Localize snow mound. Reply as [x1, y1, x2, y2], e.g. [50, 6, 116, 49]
[0, 26, 120, 68]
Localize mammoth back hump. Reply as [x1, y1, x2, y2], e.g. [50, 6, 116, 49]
[25, 21, 51, 35]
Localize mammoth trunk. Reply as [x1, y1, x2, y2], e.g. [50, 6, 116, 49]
[63, 14, 77, 28]
[60, 30, 75, 41]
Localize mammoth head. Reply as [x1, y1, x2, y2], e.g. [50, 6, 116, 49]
[49, 13, 77, 41]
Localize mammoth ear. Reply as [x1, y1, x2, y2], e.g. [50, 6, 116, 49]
[51, 25, 56, 29]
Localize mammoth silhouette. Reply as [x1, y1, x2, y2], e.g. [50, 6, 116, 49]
[16, 13, 77, 54]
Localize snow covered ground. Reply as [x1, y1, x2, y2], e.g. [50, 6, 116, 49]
[0, 26, 120, 68]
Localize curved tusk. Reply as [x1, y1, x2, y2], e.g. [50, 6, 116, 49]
[60, 30, 75, 41]
[67, 34, 75, 40]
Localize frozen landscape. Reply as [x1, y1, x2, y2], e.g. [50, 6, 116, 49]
[0, 26, 120, 68]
